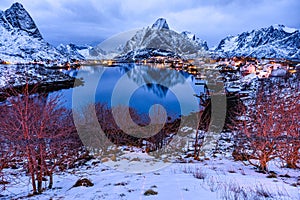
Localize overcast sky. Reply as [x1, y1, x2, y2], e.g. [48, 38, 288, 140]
[1, 0, 299, 47]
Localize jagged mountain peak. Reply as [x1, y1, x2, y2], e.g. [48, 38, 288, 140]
[9, 2, 23, 9]
[4, 2, 42, 39]
[151, 18, 169, 30]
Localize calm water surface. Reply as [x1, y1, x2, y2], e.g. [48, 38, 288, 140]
[52, 64, 205, 119]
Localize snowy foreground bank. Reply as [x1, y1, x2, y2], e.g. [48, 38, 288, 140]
[1, 150, 299, 200]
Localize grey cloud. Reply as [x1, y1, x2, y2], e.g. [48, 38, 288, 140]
[1, 0, 299, 47]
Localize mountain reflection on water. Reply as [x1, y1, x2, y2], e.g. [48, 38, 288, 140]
[119, 63, 189, 98]
[56, 64, 203, 118]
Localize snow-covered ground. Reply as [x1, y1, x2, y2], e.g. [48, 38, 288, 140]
[1, 140, 299, 199]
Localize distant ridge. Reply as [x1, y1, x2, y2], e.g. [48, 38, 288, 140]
[215, 24, 300, 59]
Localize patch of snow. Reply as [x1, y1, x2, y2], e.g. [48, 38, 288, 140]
[271, 68, 287, 77]
[241, 73, 258, 85]
[222, 36, 238, 52]
[273, 24, 298, 34]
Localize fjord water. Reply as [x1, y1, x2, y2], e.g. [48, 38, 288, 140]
[53, 64, 203, 119]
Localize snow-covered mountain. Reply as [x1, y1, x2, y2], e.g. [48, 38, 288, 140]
[215, 24, 300, 60]
[122, 18, 208, 58]
[0, 3, 66, 63]
[83, 18, 209, 61]
[56, 43, 85, 60]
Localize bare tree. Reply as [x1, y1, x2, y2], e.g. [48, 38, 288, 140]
[0, 84, 83, 194]
[233, 80, 300, 171]
[75, 102, 183, 154]
[276, 81, 300, 169]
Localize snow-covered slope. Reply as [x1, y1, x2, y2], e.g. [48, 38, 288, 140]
[81, 45, 122, 60]
[122, 18, 208, 57]
[0, 3, 66, 63]
[56, 43, 85, 60]
[182, 31, 209, 51]
[1, 137, 299, 199]
[115, 48, 179, 62]
[215, 24, 300, 59]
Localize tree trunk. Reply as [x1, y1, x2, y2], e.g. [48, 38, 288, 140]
[286, 158, 297, 169]
[26, 147, 37, 194]
[259, 155, 268, 172]
[48, 171, 53, 189]
[37, 158, 43, 193]
[37, 175, 42, 193]
[31, 171, 37, 194]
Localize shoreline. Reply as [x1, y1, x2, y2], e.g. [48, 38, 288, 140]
[0, 64, 84, 102]
[0, 78, 84, 102]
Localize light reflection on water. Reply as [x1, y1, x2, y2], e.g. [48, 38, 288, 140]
[52, 64, 205, 119]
